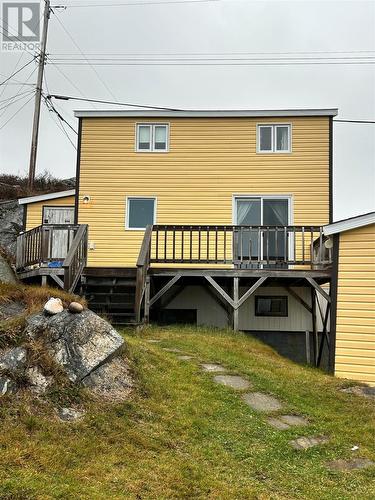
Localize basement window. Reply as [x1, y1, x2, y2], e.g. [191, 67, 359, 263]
[255, 296, 288, 317]
[257, 124, 291, 153]
[126, 197, 156, 230]
[136, 124, 169, 152]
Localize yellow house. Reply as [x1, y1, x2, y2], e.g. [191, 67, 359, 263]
[18, 108, 343, 372]
[324, 212, 375, 386]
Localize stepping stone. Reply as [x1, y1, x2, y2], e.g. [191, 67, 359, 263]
[289, 435, 329, 450]
[341, 386, 375, 399]
[201, 363, 227, 373]
[177, 355, 194, 361]
[213, 375, 251, 390]
[267, 414, 309, 430]
[267, 417, 291, 430]
[146, 339, 161, 344]
[326, 458, 375, 472]
[242, 392, 282, 413]
[162, 348, 183, 353]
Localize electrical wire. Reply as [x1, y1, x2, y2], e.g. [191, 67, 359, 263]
[52, 11, 118, 101]
[0, 58, 36, 86]
[0, 90, 34, 112]
[333, 119, 375, 124]
[0, 92, 34, 130]
[43, 95, 77, 148]
[52, 0, 220, 8]
[48, 93, 182, 110]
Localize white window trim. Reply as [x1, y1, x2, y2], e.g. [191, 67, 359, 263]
[232, 194, 294, 261]
[256, 123, 292, 154]
[135, 123, 169, 152]
[125, 196, 157, 230]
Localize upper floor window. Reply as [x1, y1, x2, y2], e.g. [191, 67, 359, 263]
[136, 124, 169, 152]
[257, 124, 291, 153]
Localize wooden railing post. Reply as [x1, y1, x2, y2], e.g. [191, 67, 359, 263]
[134, 225, 153, 323]
[62, 224, 88, 292]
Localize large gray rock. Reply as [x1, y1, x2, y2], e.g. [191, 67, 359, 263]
[0, 346, 27, 372]
[0, 200, 23, 256]
[25, 309, 124, 382]
[0, 254, 17, 284]
[82, 357, 133, 401]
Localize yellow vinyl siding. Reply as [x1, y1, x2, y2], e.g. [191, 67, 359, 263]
[77, 116, 330, 267]
[26, 196, 76, 230]
[335, 224, 375, 385]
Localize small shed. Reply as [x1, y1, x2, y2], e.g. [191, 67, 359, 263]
[19, 190, 76, 231]
[324, 212, 375, 386]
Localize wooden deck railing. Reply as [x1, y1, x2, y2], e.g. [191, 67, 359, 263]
[149, 225, 332, 267]
[63, 224, 88, 292]
[134, 224, 332, 321]
[16, 224, 88, 292]
[16, 224, 80, 270]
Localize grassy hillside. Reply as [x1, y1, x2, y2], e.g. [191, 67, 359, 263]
[0, 325, 374, 499]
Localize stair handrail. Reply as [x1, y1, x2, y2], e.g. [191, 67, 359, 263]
[135, 224, 153, 322]
[62, 224, 88, 293]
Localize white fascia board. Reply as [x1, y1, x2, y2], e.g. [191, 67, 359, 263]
[74, 108, 338, 119]
[18, 189, 76, 205]
[323, 212, 375, 236]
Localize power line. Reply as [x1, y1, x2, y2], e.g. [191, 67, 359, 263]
[44, 97, 77, 149]
[44, 94, 77, 134]
[333, 119, 375, 124]
[47, 60, 375, 66]
[52, 0, 220, 8]
[0, 90, 34, 112]
[52, 11, 118, 101]
[0, 92, 34, 130]
[0, 51, 25, 100]
[45, 55, 97, 109]
[0, 65, 37, 118]
[0, 58, 36, 86]
[50, 49, 375, 57]
[48, 93, 182, 110]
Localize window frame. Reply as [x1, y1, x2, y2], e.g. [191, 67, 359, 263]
[256, 123, 292, 154]
[135, 123, 169, 152]
[125, 196, 157, 231]
[255, 295, 288, 317]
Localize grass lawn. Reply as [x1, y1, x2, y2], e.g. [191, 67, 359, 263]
[0, 325, 374, 499]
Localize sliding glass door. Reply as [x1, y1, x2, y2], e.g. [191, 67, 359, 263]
[234, 197, 290, 265]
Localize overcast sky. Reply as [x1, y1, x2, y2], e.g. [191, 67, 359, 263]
[0, 0, 374, 221]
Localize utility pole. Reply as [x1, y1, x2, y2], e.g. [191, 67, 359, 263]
[28, 0, 50, 190]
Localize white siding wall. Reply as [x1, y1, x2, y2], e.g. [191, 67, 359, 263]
[165, 285, 313, 331]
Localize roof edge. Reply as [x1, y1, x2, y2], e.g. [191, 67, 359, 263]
[324, 211, 375, 236]
[74, 108, 338, 118]
[18, 189, 76, 205]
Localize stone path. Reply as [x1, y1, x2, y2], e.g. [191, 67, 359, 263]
[341, 386, 375, 399]
[267, 415, 308, 430]
[213, 375, 251, 390]
[201, 363, 227, 373]
[153, 341, 374, 469]
[289, 435, 329, 450]
[242, 392, 283, 412]
[326, 458, 375, 471]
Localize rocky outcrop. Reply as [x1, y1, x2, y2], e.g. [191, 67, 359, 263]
[25, 309, 125, 383]
[0, 200, 23, 256]
[0, 254, 17, 284]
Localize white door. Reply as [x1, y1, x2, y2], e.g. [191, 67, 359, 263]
[43, 207, 75, 259]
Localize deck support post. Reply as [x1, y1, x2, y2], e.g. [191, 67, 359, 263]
[311, 288, 318, 366]
[233, 277, 239, 331]
[144, 276, 151, 324]
[41, 275, 47, 287]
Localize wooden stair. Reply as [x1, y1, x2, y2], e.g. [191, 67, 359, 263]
[81, 270, 138, 325]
